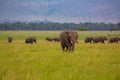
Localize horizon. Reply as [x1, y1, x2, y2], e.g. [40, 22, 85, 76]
[0, 19, 119, 24]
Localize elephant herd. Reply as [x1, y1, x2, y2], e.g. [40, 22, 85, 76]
[7, 30, 120, 53]
[84, 36, 120, 44]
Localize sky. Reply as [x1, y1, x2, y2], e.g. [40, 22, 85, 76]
[0, 0, 120, 23]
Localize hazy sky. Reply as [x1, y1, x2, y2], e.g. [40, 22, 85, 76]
[0, 0, 120, 23]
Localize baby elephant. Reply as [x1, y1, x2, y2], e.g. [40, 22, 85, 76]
[8, 37, 13, 43]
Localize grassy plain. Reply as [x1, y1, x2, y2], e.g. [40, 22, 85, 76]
[0, 31, 120, 80]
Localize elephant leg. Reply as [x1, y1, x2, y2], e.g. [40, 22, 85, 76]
[101, 40, 104, 43]
[68, 43, 74, 53]
[62, 46, 65, 51]
[71, 45, 74, 53]
[116, 41, 118, 43]
[66, 43, 71, 52]
[94, 41, 97, 43]
[65, 45, 68, 52]
[93, 41, 96, 43]
[61, 44, 65, 52]
[90, 41, 91, 43]
[31, 41, 33, 44]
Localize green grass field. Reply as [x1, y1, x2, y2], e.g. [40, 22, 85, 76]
[0, 31, 120, 80]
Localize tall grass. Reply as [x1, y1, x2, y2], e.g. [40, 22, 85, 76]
[0, 31, 120, 80]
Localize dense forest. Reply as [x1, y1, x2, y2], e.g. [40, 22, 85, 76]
[0, 22, 119, 31]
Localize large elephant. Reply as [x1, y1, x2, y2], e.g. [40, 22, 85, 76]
[60, 30, 78, 52]
[8, 36, 12, 43]
[93, 36, 107, 43]
[25, 37, 36, 44]
[84, 37, 93, 43]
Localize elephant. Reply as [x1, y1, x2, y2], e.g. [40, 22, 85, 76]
[53, 38, 60, 42]
[59, 30, 78, 52]
[84, 37, 93, 43]
[108, 37, 120, 43]
[8, 37, 12, 43]
[25, 37, 36, 44]
[93, 36, 107, 43]
[31, 37, 37, 43]
[45, 37, 53, 42]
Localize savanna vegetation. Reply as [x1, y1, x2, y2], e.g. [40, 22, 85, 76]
[0, 31, 120, 80]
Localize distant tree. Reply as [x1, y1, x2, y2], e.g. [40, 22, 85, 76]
[0, 22, 118, 31]
[77, 25, 88, 31]
[117, 23, 120, 30]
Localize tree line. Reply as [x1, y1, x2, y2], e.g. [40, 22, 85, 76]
[0, 22, 119, 31]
